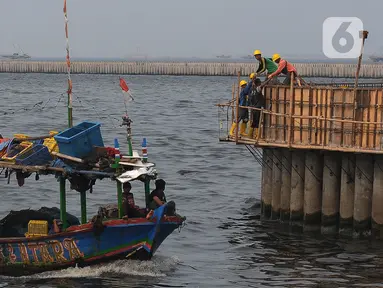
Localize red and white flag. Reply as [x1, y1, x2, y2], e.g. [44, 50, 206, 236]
[119, 77, 134, 101]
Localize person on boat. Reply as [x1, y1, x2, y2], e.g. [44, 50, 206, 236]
[248, 78, 265, 140]
[253, 50, 278, 83]
[48, 219, 62, 234]
[229, 80, 250, 137]
[148, 179, 167, 210]
[122, 182, 146, 218]
[268, 53, 298, 85]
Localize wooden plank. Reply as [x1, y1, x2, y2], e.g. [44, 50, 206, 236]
[264, 87, 272, 141]
[354, 89, 363, 148]
[324, 89, 329, 147]
[361, 89, 370, 148]
[308, 87, 313, 144]
[367, 90, 375, 149]
[341, 89, 345, 146]
[330, 89, 343, 146]
[343, 89, 354, 147]
[376, 90, 383, 149]
[270, 87, 277, 141]
[283, 87, 288, 142]
[314, 88, 320, 145]
[329, 89, 335, 145]
[301, 88, 310, 144]
[276, 87, 285, 142]
[319, 88, 324, 146]
[373, 90, 378, 149]
[293, 88, 302, 144]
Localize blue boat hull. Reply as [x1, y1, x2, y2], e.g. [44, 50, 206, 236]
[0, 205, 184, 276]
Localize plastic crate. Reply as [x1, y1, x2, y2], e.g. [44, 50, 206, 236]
[15, 144, 53, 166]
[13, 134, 29, 139]
[43, 137, 59, 153]
[1, 139, 33, 163]
[25, 220, 48, 238]
[0, 139, 10, 155]
[54, 121, 104, 158]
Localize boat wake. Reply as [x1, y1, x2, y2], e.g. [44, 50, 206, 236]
[1, 256, 180, 281]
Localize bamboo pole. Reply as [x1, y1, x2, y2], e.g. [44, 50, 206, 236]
[60, 177, 67, 229]
[353, 30, 369, 146]
[235, 71, 241, 144]
[231, 83, 235, 123]
[288, 72, 295, 146]
[52, 151, 100, 168]
[232, 138, 383, 155]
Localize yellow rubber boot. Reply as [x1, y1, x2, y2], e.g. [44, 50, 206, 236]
[253, 128, 259, 140]
[229, 123, 237, 137]
[239, 122, 247, 136]
[242, 122, 252, 137]
[244, 127, 254, 138]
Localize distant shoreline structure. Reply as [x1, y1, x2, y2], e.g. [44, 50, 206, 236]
[2, 56, 377, 64]
[0, 60, 382, 78]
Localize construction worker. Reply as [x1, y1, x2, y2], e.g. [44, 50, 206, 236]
[248, 78, 265, 139]
[229, 80, 249, 137]
[253, 50, 278, 82]
[268, 54, 298, 85]
[241, 73, 256, 137]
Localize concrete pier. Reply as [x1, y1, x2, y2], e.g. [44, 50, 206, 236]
[372, 155, 383, 238]
[353, 154, 373, 236]
[339, 154, 355, 235]
[280, 150, 292, 222]
[1, 61, 383, 78]
[261, 149, 273, 219]
[321, 153, 341, 234]
[290, 151, 305, 223]
[304, 151, 323, 230]
[271, 149, 282, 220]
[220, 82, 383, 238]
[258, 148, 383, 237]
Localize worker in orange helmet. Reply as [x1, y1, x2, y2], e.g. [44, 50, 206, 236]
[268, 53, 298, 85]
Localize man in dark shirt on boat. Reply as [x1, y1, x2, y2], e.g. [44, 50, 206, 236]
[149, 179, 167, 210]
[122, 182, 146, 218]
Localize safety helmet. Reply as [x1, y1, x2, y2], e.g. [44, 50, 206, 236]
[253, 49, 262, 56]
[240, 80, 247, 87]
[272, 53, 281, 62]
[249, 73, 256, 79]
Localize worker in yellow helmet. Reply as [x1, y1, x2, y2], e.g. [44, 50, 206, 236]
[240, 73, 257, 137]
[268, 53, 298, 85]
[229, 80, 250, 137]
[253, 50, 278, 82]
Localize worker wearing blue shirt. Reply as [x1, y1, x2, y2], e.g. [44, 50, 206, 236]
[229, 80, 249, 137]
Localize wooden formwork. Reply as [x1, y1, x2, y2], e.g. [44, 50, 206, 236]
[260, 86, 383, 152]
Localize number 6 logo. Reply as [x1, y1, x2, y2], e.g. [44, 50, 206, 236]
[323, 17, 363, 59]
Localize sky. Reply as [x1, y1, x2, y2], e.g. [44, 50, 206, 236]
[0, 0, 381, 59]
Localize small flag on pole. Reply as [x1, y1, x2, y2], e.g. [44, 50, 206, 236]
[119, 77, 134, 101]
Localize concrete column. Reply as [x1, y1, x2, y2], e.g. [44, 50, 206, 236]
[304, 151, 323, 230]
[372, 155, 383, 238]
[321, 152, 341, 234]
[353, 154, 373, 236]
[339, 154, 355, 235]
[261, 148, 272, 219]
[271, 149, 282, 220]
[280, 149, 292, 222]
[290, 151, 305, 223]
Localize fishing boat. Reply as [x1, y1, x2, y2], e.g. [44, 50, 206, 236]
[216, 55, 232, 59]
[370, 55, 383, 63]
[0, 44, 31, 60]
[240, 55, 253, 60]
[0, 1, 185, 276]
